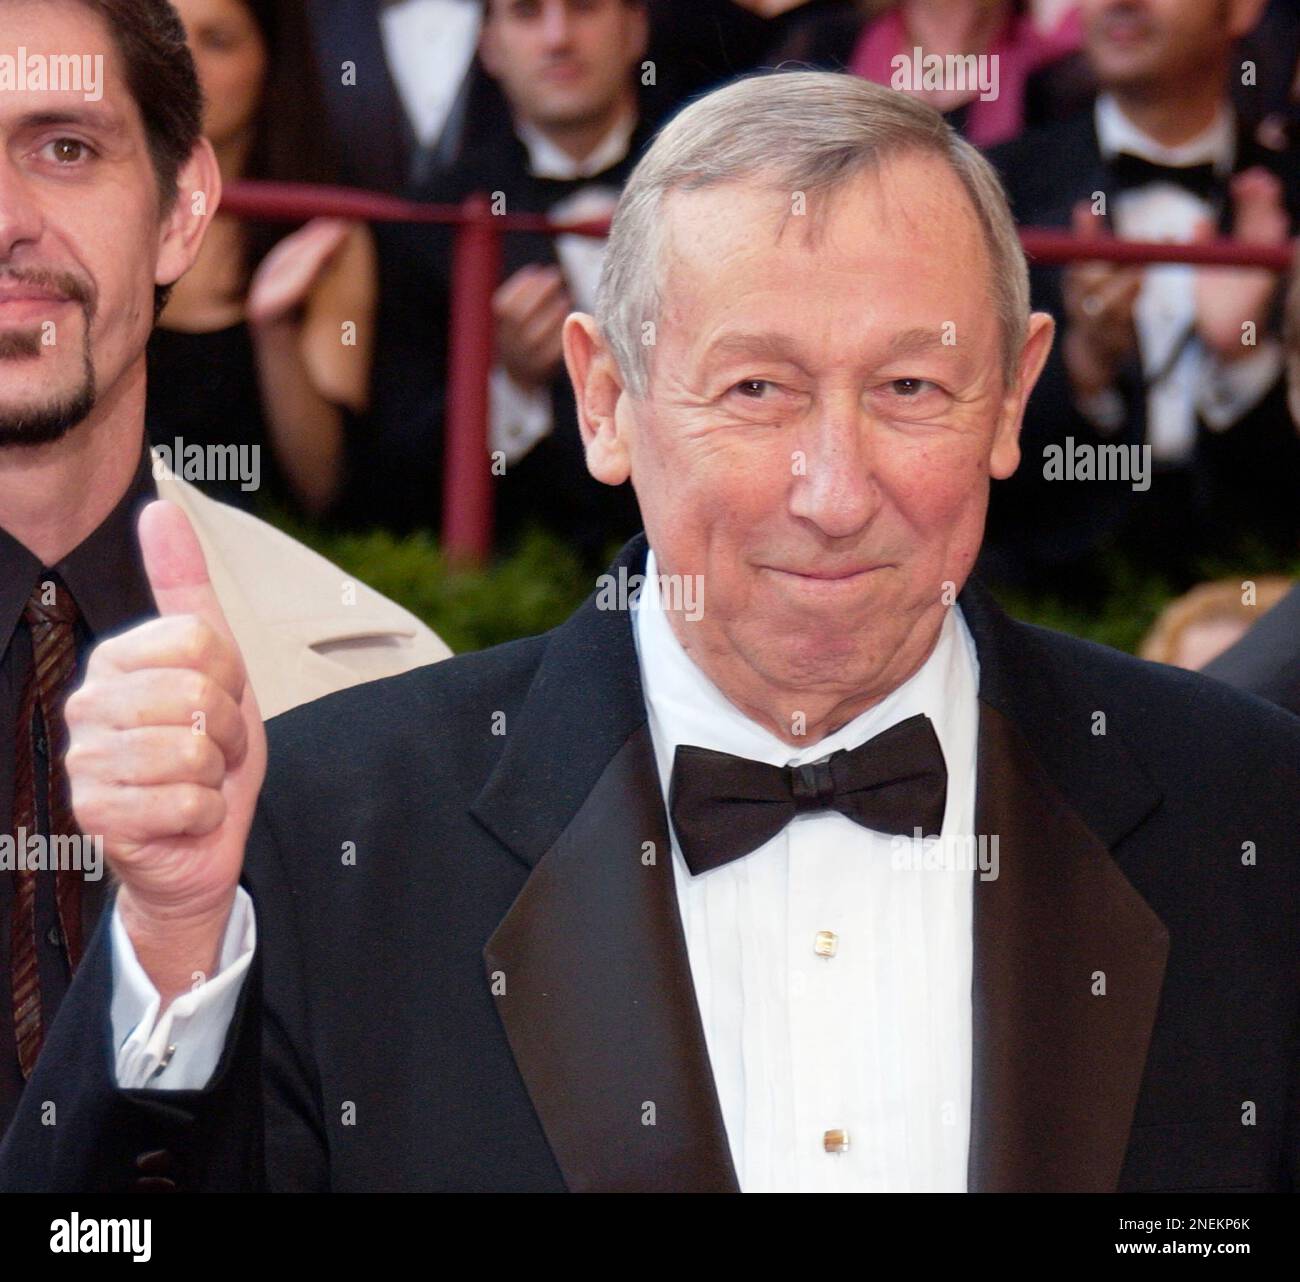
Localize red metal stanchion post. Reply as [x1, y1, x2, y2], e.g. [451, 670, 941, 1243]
[443, 193, 504, 565]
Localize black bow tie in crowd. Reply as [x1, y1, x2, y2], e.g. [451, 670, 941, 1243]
[1109, 151, 1220, 201]
[668, 713, 948, 876]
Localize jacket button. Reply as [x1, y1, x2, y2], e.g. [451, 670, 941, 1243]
[131, 1176, 178, 1192]
[134, 1149, 174, 1175]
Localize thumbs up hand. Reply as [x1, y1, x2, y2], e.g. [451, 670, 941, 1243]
[65, 501, 266, 1006]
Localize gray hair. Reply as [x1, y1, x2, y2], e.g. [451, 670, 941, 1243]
[596, 70, 1030, 397]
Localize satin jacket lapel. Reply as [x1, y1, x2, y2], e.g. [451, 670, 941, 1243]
[484, 725, 737, 1192]
[472, 535, 737, 1192]
[961, 581, 1170, 1191]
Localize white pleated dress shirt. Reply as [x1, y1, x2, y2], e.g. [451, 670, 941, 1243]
[113, 550, 982, 1194]
[634, 552, 980, 1191]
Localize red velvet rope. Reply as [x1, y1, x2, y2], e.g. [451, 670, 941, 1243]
[222, 180, 1297, 269]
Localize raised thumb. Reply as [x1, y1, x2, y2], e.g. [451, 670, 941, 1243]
[138, 499, 232, 640]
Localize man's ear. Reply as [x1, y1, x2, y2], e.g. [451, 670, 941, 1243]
[990, 310, 1055, 481]
[563, 312, 632, 485]
[155, 137, 222, 293]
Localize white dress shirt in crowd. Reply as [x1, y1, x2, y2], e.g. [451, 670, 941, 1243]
[379, 0, 481, 149]
[112, 550, 982, 1196]
[633, 550, 980, 1192]
[489, 112, 634, 464]
[1084, 94, 1283, 460]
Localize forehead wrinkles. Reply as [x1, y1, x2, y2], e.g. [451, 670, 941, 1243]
[654, 160, 994, 348]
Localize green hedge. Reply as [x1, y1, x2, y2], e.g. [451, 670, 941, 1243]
[270, 507, 1298, 657]
[272, 516, 593, 653]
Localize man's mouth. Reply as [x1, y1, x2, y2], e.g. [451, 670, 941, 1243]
[1097, 11, 1153, 47]
[0, 293, 73, 323]
[761, 564, 889, 585]
[541, 61, 585, 84]
[0, 280, 76, 325]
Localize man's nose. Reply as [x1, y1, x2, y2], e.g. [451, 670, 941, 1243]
[540, 0, 575, 46]
[0, 161, 43, 258]
[788, 395, 881, 539]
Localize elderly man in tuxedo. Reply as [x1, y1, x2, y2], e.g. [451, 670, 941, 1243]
[4, 70, 1299, 1194]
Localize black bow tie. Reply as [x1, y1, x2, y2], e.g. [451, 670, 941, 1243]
[1109, 151, 1220, 200]
[668, 713, 948, 876]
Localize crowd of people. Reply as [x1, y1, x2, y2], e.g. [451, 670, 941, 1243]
[147, 0, 1300, 618]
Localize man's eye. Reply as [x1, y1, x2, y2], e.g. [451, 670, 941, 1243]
[44, 138, 91, 164]
[197, 27, 240, 53]
[731, 379, 774, 399]
[889, 377, 938, 397]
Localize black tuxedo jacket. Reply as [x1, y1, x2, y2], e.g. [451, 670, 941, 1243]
[3, 536, 1299, 1192]
[306, 0, 511, 195]
[981, 107, 1300, 586]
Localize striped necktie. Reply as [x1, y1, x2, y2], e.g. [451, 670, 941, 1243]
[10, 577, 83, 1079]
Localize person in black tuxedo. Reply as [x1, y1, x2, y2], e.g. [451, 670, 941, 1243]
[4, 71, 1299, 1194]
[358, 0, 651, 559]
[305, 0, 511, 195]
[980, 0, 1300, 593]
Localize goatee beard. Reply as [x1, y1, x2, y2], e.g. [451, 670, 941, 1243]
[0, 328, 97, 447]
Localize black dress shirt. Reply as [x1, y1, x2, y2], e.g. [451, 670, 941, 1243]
[0, 446, 157, 1134]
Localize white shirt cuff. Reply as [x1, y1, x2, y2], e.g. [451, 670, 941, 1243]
[489, 364, 553, 465]
[1198, 338, 1284, 431]
[111, 887, 256, 1090]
